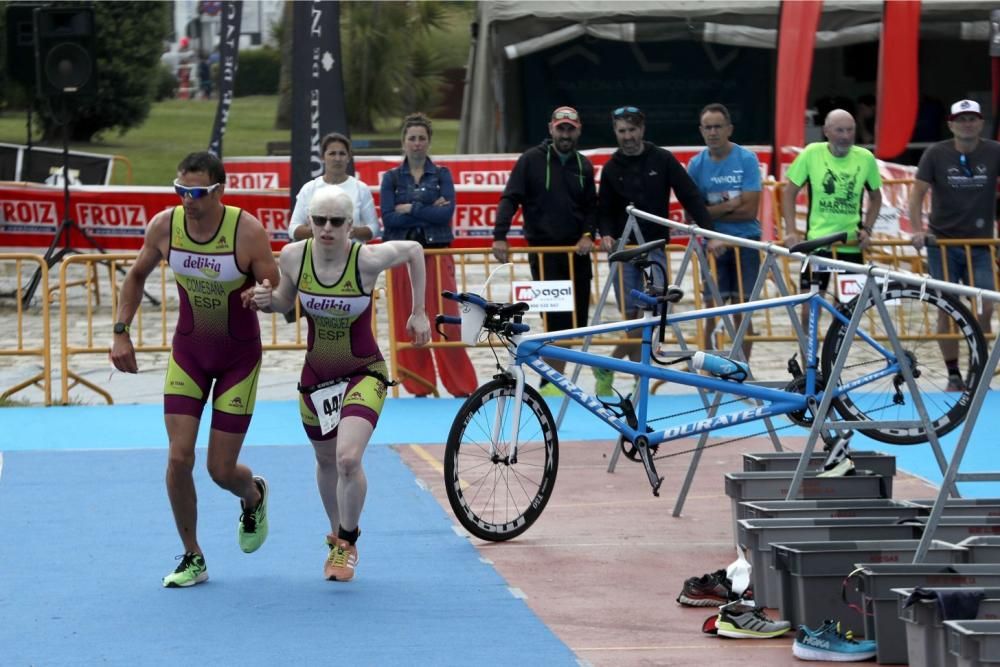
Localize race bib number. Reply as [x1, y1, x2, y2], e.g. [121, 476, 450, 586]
[311, 380, 349, 435]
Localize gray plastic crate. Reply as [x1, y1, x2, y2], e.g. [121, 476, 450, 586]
[743, 450, 895, 478]
[918, 517, 1000, 544]
[854, 564, 1000, 664]
[737, 517, 922, 608]
[907, 499, 1000, 518]
[945, 619, 1000, 666]
[772, 539, 966, 629]
[741, 498, 921, 521]
[895, 587, 1000, 667]
[725, 471, 892, 542]
[957, 537, 1000, 564]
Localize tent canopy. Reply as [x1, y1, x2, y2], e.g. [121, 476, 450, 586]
[459, 0, 996, 152]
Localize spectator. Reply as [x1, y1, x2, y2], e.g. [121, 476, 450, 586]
[492, 105, 598, 396]
[687, 103, 762, 362]
[782, 109, 883, 327]
[855, 94, 876, 145]
[908, 99, 1000, 390]
[596, 105, 711, 395]
[198, 59, 212, 99]
[381, 113, 477, 397]
[287, 132, 379, 242]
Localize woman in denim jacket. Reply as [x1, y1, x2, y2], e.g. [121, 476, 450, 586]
[379, 113, 476, 397]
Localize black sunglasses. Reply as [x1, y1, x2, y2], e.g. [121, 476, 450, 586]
[959, 154, 974, 178]
[311, 215, 348, 228]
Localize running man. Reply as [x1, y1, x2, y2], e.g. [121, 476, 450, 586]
[248, 186, 430, 582]
[110, 151, 280, 587]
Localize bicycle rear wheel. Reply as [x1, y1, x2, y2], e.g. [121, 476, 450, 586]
[444, 378, 559, 541]
[821, 283, 987, 444]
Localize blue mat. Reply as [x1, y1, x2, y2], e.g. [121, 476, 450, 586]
[0, 445, 576, 665]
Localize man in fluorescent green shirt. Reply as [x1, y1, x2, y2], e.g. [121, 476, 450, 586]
[782, 109, 882, 320]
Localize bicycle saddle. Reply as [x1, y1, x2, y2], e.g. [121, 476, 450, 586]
[608, 239, 668, 264]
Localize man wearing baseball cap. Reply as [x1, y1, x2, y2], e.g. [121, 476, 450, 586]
[908, 98, 1000, 390]
[492, 105, 598, 395]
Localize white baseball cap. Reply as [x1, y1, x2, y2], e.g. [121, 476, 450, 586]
[949, 99, 983, 120]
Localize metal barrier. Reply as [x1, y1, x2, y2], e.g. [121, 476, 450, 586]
[0, 254, 51, 405]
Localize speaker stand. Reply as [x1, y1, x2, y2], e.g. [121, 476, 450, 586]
[21, 106, 159, 310]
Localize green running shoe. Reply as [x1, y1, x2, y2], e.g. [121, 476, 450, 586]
[238, 475, 269, 553]
[163, 552, 208, 588]
[593, 367, 615, 396]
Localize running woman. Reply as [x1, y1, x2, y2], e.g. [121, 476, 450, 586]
[247, 185, 430, 581]
[111, 152, 280, 587]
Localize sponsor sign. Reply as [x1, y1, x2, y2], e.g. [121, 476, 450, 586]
[512, 280, 574, 312]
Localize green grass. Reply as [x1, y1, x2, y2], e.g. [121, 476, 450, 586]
[0, 96, 460, 186]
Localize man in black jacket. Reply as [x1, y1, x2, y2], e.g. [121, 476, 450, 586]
[492, 106, 598, 395]
[595, 105, 712, 395]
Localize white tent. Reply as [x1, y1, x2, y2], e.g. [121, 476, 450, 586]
[459, 0, 996, 152]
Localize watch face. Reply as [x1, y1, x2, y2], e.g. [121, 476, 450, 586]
[114, 323, 128, 334]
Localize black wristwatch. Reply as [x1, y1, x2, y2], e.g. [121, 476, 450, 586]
[113, 322, 131, 335]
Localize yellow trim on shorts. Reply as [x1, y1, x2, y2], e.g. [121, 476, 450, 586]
[164, 353, 205, 401]
[212, 358, 261, 415]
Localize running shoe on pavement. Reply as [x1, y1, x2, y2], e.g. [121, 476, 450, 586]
[324, 536, 359, 582]
[716, 602, 791, 639]
[238, 475, 269, 553]
[677, 569, 731, 606]
[162, 552, 208, 588]
[793, 619, 877, 661]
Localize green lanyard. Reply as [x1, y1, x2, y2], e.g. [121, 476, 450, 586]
[545, 144, 584, 191]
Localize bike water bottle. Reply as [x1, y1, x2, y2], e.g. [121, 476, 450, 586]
[692, 351, 750, 382]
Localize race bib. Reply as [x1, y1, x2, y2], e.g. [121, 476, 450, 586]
[311, 380, 349, 435]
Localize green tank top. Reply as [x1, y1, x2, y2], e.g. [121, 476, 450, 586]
[168, 205, 258, 340]
[297, 240, 381, 375]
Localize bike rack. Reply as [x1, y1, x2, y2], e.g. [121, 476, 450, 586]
[621, 209, 999, 559]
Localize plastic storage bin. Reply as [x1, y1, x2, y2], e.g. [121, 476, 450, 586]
[957, 537, 1000, 564]
[772, 539, 967, 629]
[918, 517, 1000, 545]
[854, 564, 1000, 664]
[742, 450, 895, 478]
[907, 499, 1000, 518]
[944, 619, 1000, 667]
[741, 498, 921, 521]
[725, 471, 892, 542]
[736, 517, 922, 609]
[895, 586, 1000, 667]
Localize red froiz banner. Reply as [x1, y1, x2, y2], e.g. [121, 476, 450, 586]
[0, 182, 526, 250]
[224, 146, 776, 191]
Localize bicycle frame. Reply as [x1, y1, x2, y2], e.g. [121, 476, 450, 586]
[496, 286, 906, 460]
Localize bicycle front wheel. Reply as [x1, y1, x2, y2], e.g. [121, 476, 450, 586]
[821, 283, 987, 444]
[444, 378, 559, 541]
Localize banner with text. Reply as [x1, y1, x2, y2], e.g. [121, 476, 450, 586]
[208, 1, 243, 158]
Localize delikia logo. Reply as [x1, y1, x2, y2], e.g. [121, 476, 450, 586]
[515, 285, 535, 301]
[200, 267, 220, 278]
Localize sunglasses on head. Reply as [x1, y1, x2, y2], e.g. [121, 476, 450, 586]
[552, 109, 580, 122]
[173, 180, 221, 200]
[310, 215, 348, 228]
[613, 105, 643, 118]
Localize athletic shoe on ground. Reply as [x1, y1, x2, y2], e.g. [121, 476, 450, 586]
[538, 382, 562, 397]
[716, 603, 791, 639]
[793, 619, 877, 661]
[324, 537, 358, 582]
[817, 457, 856, 478]
[238, 475, 269, 553]
[593, 367, 615, 396]
[162, 552, 208, 588]
[677, 569, 731, 606]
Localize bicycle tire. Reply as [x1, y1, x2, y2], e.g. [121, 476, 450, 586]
[444, 378, 559, 541]
[821, 283, 986, 444]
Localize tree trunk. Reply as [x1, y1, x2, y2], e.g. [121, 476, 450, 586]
[274, 0, 293, 130]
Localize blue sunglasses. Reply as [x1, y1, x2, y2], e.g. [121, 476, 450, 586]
[613, 105, 643, 118]
[173, 180, 222, 200]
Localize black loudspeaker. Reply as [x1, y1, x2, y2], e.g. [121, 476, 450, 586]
[33, 6, 97, 97]
[4, 3, 43, 88]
